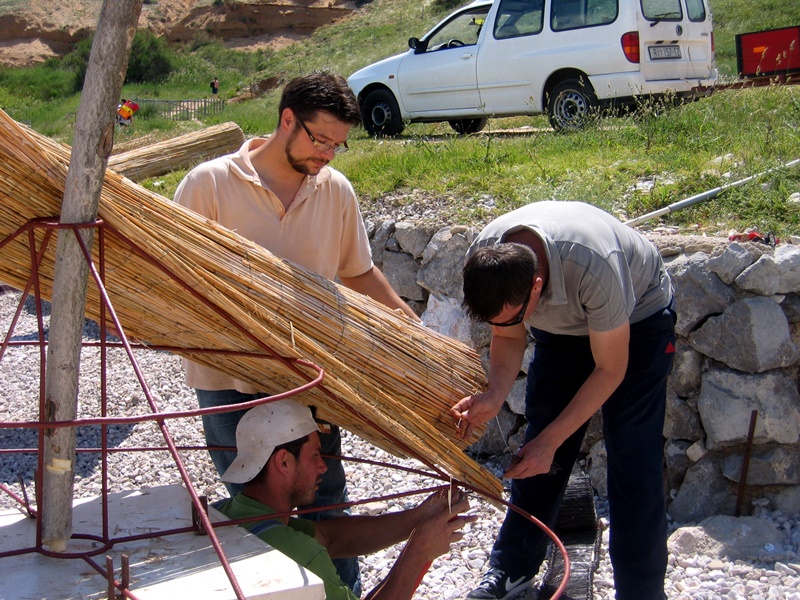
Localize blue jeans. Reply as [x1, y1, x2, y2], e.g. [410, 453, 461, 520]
[489, 304, 675, 600]
[195, 388, 361, 596]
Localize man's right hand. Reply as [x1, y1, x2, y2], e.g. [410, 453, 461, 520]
[450, 392, 503, 439]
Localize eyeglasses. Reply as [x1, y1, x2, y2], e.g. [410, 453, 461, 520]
[486, 281, 533, 327]
[296, 117, 349, 155]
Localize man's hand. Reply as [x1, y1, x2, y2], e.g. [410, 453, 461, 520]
[414, 486, 466, 519]
[406, 493, 476, 563]
[450, 391, 503, 439]
[503, 434, 559, 479]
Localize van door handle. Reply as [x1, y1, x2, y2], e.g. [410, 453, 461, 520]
[461, 53, 475, 59]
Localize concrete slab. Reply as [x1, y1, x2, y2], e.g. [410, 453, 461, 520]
[0, 485, 325, 599]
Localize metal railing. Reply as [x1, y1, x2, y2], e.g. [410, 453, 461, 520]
[132, 98, 226, 121]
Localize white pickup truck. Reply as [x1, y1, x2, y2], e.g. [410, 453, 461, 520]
[347, 0, 718, 134]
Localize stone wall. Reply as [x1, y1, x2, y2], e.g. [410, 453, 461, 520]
[366, 218, 800, 524]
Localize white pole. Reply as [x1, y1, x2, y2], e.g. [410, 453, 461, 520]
[624, 158, 800, 228]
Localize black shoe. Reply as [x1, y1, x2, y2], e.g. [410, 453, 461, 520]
[466, 568, 533, 599]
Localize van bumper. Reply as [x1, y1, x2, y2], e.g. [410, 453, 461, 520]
[591, 69, 719, 101]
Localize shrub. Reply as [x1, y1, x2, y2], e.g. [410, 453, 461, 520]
[126, 31, 173, 84]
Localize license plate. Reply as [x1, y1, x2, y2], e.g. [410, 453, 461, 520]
[648, 45, 682, 60]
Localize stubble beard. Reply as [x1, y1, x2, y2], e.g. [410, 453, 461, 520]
[289, 478, 319, 509]
[285, 130, 326, 176]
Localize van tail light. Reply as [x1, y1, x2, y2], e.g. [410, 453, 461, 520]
[711, 31, 715, 53]
[621, 32, 640, 63]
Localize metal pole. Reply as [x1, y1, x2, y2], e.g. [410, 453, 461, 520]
[625, 158, 800, 228]
[735, 410, 759, 517]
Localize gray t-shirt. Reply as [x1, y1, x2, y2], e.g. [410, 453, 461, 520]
[469, 201, 672, 335]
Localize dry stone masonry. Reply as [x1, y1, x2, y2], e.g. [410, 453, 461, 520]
[367, 218, 800, 526]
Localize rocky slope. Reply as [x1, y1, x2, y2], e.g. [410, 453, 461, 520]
[0, 0, 355, 67]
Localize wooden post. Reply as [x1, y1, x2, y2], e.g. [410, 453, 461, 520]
[41, 0, 143, 552]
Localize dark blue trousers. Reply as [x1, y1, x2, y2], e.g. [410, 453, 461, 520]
[489, 304, 676, 600]
[195, 388, 361, 596]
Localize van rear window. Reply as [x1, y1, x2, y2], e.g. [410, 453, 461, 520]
[641, 0, 682, 21]
[684, 0, 707, 22]
[550, 0, 619, 32]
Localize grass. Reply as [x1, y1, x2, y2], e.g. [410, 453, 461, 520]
[0, 0, 799, 236]
[332, 85, 800, 237]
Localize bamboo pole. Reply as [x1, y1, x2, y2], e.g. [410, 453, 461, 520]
[41, 0, 142, 552]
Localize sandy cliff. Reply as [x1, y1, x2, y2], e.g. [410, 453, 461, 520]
[0, 0, 355, 67]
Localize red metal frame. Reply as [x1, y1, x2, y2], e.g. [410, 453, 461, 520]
[0, 216, 569, 599]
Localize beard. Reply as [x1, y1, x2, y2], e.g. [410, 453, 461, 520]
[285, 129, 327, 176]
[289, 477, 320, 509]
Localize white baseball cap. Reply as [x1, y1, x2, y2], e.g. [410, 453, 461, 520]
[220, 399, 319, 484]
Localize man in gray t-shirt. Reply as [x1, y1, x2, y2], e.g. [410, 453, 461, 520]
[453, 201, 675, 600]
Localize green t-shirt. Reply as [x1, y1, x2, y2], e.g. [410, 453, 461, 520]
[215, 494, 356, 600]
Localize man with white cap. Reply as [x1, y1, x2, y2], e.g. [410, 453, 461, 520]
[215, 399, 477, 600]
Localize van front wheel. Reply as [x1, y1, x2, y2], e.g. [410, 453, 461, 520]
[547, 79, 597, 131]
[362, 89, 404, 137]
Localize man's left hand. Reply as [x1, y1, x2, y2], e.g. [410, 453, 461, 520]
[503, 435, 558, 479]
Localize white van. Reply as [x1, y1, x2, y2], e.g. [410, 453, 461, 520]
[347, 0, 717, 134]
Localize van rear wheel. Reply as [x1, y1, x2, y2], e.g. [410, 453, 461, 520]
[448, 118, 488, 135]
[362, 89, 404, 137]
[547, 79, 598, 131]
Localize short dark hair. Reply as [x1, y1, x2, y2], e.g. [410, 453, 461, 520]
[275, 435, 309, 460]
[462, 243, 539, 322]
[249, 434, 310, 486]
[279, 71, 361, 126]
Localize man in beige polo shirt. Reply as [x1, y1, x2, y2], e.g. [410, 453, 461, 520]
[174, 72, 417, 595]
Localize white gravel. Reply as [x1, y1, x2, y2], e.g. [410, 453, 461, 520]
[1, 289, 799, 599]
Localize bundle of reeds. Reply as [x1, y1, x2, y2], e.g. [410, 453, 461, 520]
[0, 109, 502, 497]
[108, 122, 245, 182]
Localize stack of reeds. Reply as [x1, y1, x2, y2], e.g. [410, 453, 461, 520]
[0, 109, 502, 498]
[108, 122, 245, 182]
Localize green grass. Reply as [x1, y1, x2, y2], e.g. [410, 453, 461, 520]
[1, 0, 799, 237]
[329, 85, 800, 237]
[0, 0, 29, 13]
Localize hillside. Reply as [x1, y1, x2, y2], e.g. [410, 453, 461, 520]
[0, 0, 356, 67]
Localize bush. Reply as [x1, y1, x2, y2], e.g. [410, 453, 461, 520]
[55, 36, 93, 92]
[432, 0, 463, 9]
[126, 31, 173, 84]
[53, 31, 173, 91]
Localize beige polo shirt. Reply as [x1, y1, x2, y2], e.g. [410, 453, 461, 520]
[174, 138, 373, 391]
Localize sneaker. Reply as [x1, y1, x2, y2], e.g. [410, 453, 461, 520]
[465, 568, 533, 599]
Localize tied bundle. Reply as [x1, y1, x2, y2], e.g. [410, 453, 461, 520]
[0, 108, 502, 498]
[108, 122, 245, 182]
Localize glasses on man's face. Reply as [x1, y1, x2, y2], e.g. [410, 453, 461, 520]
[486, 281, 533, 327]
[296, 117, 349, 155]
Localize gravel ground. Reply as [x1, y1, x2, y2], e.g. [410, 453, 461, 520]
[1, 289, 799, 599]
